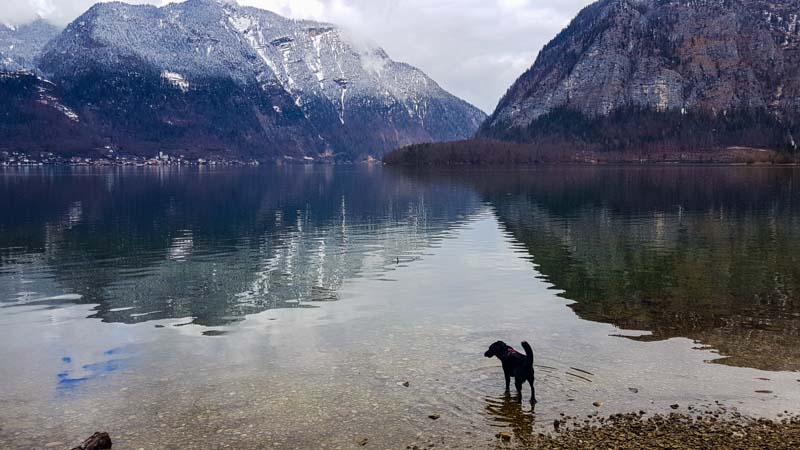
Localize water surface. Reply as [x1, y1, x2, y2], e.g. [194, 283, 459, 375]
[1, 166, 799, 449]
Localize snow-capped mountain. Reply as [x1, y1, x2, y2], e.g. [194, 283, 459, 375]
[27, 0, 485, 159]
[0, 20, 61, 71]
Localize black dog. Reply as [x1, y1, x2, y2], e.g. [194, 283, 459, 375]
[484, 341, 536, 404]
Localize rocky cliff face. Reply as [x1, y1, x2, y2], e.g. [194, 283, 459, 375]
[0, 20, 61, 71]
[26, 0, 484, 160]
[481, 0, 800, 148]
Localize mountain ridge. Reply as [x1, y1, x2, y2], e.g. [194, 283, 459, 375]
[0, 19, 61, 71]
[2, 0, 485, 160]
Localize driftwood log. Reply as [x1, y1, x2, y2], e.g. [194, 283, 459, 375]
[70, 432, 112, 450]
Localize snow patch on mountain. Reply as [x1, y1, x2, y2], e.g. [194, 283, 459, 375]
[161, 70, 190, 92]
[31, 75, 80, 122]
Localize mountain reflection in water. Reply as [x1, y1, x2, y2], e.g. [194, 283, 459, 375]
[3, 166, 800, 373]
[0, 166, 480, 326]
[431, 167, 800, 372]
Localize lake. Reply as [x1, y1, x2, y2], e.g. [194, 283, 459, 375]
[1, 165, 799, 449]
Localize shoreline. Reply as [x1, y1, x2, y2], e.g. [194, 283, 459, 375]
[382, 139, 800, 167]
[507, 410, 800, 450]
[5, 147, 800, 169]
[407, 405, 800, 450]
[39, 407, 800, 450]
[385, 161, 800, 167]
[3, 160, 800, 169]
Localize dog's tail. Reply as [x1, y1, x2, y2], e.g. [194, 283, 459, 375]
[521, 341, 534, 367]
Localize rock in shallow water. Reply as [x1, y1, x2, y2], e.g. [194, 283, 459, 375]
[70, 432, 112, 450]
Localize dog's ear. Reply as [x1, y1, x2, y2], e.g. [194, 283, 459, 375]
[485, 340, 506, 357]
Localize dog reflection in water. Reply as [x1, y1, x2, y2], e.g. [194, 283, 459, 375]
[484, 340, 536, 404]
[484, 392, 536, 444]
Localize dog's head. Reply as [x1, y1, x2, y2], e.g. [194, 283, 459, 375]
[484, 341, 508, 358]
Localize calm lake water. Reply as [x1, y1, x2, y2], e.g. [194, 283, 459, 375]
[1, 166, 799, 449]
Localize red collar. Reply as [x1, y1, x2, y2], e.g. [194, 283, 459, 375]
[507, 348, 521, 357]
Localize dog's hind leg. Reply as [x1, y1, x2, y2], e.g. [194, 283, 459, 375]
[515, 379, 524, 403]
[528, 377, 537, 404]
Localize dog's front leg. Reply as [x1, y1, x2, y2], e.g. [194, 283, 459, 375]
[504, 371, 511, 392]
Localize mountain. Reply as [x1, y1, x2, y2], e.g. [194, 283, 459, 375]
[0, 72, 98, 155]
[15, 0, 484, 160]
[0, 19, 61, 71]
[478, 0, 800, 153]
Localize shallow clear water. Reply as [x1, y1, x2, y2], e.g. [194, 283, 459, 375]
[1, 166, 799, 449]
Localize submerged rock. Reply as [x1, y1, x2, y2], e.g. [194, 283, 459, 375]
[70, 432, 112, 450]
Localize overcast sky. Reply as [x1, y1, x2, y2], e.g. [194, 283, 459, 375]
[1, 0, 594, 112]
